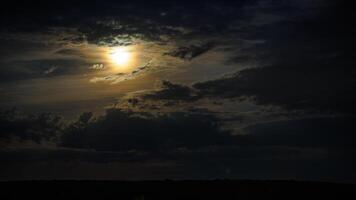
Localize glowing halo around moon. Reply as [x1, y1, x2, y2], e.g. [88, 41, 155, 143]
[109, 47, 131, 67]
[104, 45, 142, 73]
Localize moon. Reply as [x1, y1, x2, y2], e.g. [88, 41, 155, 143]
[110, 47, 131, 66]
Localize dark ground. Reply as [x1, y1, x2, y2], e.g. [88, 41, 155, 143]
[0, 180, 355, 200]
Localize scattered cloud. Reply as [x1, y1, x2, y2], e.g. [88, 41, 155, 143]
[0, 58, 90, 82]
[43, 66, 58, 75]
[143, 80, 198, 101]
[90, 61, 152, 84]
[165, 42, 216, 60]
[90, 64, 104, 70]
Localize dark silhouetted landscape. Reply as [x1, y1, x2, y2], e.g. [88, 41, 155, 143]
[1, 180, 356, 200]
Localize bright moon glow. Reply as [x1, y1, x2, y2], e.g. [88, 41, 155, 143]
[110, 47, 131, 66]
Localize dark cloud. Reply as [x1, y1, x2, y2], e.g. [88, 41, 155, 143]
[240, 117, 356, 148]
[0, 37, 48, 60]
[165, 42, 215, 60]
[55, 48, 85, 57]
[0, 58, 90, 82]
[60, 108, 234, 151]
[143, 80, 198, 101]
[144, 0, 356, 114]
[0, 108, 61, 143]
[2, 107, 355, 152]
[1, 107, 355, 181]
[0, 1, 258, 46]
[194, 62, 356, 113]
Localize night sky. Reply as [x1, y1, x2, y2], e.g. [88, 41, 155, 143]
[0, 0, 355, 182]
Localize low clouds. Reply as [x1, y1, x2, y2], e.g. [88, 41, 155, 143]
[241, 117, 356, 148]
[2, 108, 355, 154]
[0, 109, 61, 144]
[1, 108, 355, 181]
[60, 109, 234, 151]
[0, 108, 232, 151]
